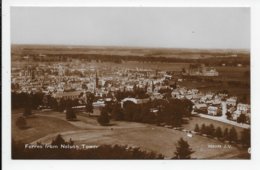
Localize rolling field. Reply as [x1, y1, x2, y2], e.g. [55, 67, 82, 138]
[12, 111, 80, 143]
[12, 110, 249, 159]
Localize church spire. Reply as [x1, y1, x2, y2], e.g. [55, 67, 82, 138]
[95, 70, 99, 89]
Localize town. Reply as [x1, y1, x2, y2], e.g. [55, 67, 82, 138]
[11, 57, 250, 127]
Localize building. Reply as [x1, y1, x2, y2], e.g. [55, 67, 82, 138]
[194, 103, 208, 114]
[121, 97, 150, 108]
[237, 103, 250, 113]
[226, 97, 237, 106]
[53, 91, 83, 99]
[207, 106, 221, 116]
[185, 64, 219, 77]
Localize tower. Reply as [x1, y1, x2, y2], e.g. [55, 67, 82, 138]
[95, 70, 99, 89]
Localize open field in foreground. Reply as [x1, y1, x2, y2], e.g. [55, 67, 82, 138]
[12, 110, 249, 159]
[12, 110, 80, 143]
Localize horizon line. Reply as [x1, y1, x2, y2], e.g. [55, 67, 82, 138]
[11, 43, 250, 52]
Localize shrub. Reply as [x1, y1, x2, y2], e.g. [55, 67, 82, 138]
[194, 124, 200, 133]
[97, 108, 110, 126]
[66, 107, 77, 121]
[15, 116, 28, 129]
[214, 127, 223, 139]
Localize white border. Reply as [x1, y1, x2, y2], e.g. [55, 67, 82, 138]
[2, 1, 260, 170]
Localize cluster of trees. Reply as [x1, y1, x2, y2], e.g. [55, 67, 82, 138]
[194, 124, 250, 146]
[12, 90, 191, 127]
[12, 135, 164, 159]
[103, 98, 193, 128]
[11, 92, 59, 111]
[114, 87, 149, 101]
[226, 112, 248, 124]
[11, 91, 96, 120]
[12, 92, 43, 110]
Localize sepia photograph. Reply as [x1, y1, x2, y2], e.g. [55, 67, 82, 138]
[10, 7, 251, 160]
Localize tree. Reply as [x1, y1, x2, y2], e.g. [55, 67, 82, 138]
[86, 93, 94, 113]
[200, 123, 207, 134]
[152, 81, 155, 92]
[214, 127, 223, 139]
[123, 101, 138, 121]
[23, 105, 32, 117]
[207, 124, 215, 136]
[97, 108, 110, 126]
[66, 107, 77, 121]
[51, 134, 66, 146]
[240, 128, 250, 147]
[168, 99, 184, 127]
[223, 128, 229, 141]
[237, 113, 247, 124]
[226, 112, 232, 120]
[16, 116, 28, 129]
[174, 138, 194, 159]
[51, 134, 74, 149]
[182, 99, 194, 118]
[229, 127, 238, 143]
[23, 94, 32, 117]
[86, 102, 93, 114]
[42, 95, 49, 107]
[111, 103, 124, 120]
[51, 134, 74, 146]
[194, 124, 200, 133]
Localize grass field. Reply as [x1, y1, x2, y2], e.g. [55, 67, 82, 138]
[12, 111, 80, 143]
[12, 110, 249, 159]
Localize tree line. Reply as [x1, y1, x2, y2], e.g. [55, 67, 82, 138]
[97, 98, 193, 127]
[194, 123, 250, 147]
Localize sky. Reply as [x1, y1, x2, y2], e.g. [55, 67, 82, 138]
[11, 7, 250, 49]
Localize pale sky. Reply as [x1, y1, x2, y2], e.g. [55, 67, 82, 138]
[11, 7, 250, 49]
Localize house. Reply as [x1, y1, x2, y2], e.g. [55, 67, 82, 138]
[205, 94, 214, 100]
[93, 99, 106, 108]
[232, 110, 241, 121]
[179, 88, 187, 95]
[53, 91, 83, 99]
[185, 94, 193, 100]
[202, 67, 219, 76]
[212, 98, 221, 105]
[151, 92, 163, 100]
[207, 106, 221, 116]
[226, 97, 237, 106]
[237, 103, 250, 113]
[194, 103, 208, 114]
[191, 89, 199, 94]
[171, 90, 180, 98]
[228, 106, 236, 114]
